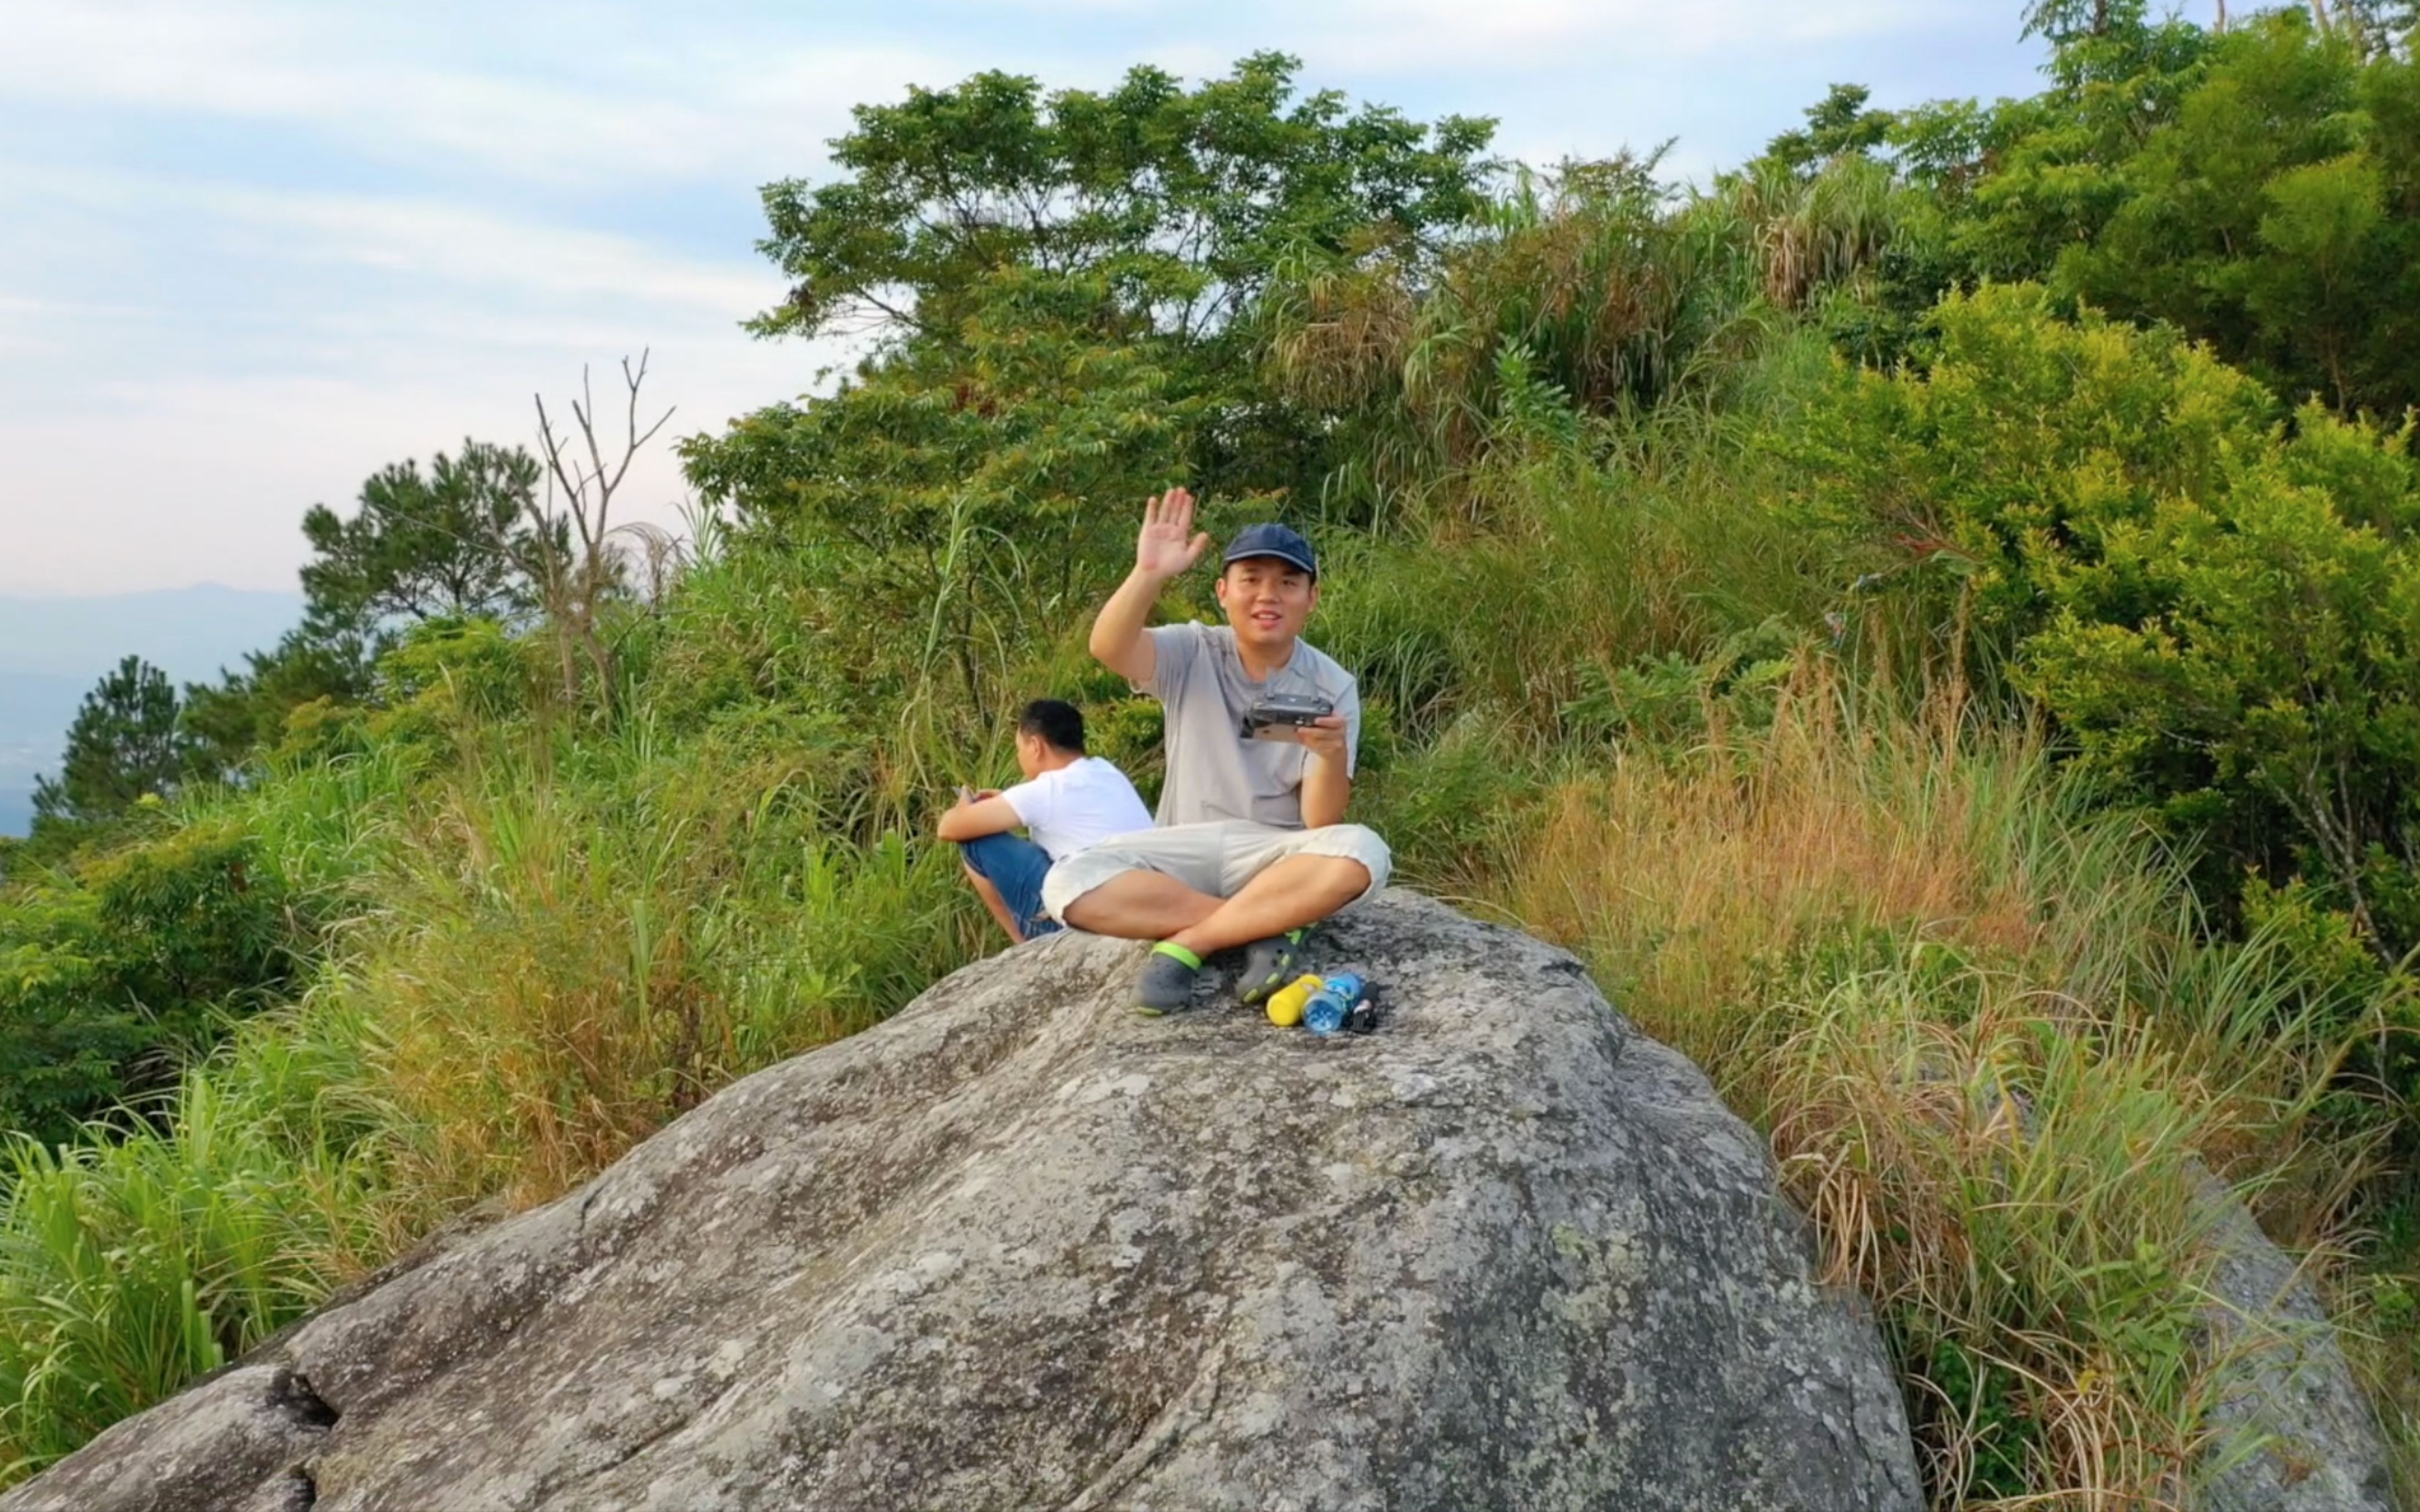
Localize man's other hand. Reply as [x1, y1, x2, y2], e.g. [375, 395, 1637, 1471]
[1137, 487, 1212, 581]
[1298, 714, 1349, 764]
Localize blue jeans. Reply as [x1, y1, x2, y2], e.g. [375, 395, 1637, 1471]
[957, 833, 1063, 941]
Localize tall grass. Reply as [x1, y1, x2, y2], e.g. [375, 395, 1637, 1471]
[1261, 153, 1903, 524]
[1493, 675, 2367, 1508]
[0, 1030, 391, 1481]
[1317, 373, 1847, 753]
[349, 719, 978, 1211]
[0, 697, 988, 1482]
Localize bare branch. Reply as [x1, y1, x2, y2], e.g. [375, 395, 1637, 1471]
[526, 349, 677, 710]
[601, 351, 676, 516]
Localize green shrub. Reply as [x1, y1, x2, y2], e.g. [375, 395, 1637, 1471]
[1557, 618, 1802, 751]
[0, 821, 307, 1145]
[366, 616, 543, 751]
[0, 887, 143, 1148]
[1351, 708, 1540, 894]
[1797, 283, 2420, 954]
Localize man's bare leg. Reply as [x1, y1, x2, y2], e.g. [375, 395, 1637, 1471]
[1060, 869, 1223, 941]
[962, 862, 1027, 946]
[1166, 855, 1371, 959]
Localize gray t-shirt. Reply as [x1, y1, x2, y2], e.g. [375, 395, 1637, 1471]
[1143, 622, 1361, 829]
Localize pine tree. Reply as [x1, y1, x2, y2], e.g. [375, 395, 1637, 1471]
[31, 656, 193, 826]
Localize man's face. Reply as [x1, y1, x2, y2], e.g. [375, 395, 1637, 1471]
[1013, 729, 1047, 779]
[1214, 556, 1317, 653]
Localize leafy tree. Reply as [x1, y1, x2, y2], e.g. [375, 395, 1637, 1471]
[1795, 283, 2420, 953]
[298, 439, 549, 642]
[1763, 84, 1896, 173]
[176, 439, 554, 779]
[725, 52, 1497, 500]
[1901, 11, 2420, 416]
[685, 55, 1499, 707]
[2060, 14, 2390, 410]
[2021, 0, 2150, 42]
[749, 51, 1495, 358]
[688, 268, 1199, 705]
[1943, 13, 2216, 284]
[31, 657, 194, 831]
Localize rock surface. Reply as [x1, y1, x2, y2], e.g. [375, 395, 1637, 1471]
[2195, 1171, 2397, 1512]
[3, 890, 1923, 1512]
[2, 1362, 332, 1512]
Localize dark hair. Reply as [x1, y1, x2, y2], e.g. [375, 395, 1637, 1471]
[1017, 698, 1086, 753]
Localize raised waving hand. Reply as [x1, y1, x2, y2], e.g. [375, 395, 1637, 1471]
[1136, 487, 1212, 580]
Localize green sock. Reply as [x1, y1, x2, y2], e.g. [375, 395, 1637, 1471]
[1151, 941, 1203, 970]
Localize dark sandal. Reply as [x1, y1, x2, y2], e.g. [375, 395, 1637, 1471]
[1134, 942, 1203, 1016]
[1236, 927, 1311, 1005]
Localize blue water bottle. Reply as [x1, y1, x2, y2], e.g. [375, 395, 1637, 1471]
[1302, 973, 1365, 1036]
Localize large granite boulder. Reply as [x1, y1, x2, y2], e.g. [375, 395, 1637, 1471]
[4, 890, 1922, 1511]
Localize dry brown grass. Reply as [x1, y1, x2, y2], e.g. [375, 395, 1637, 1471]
[1503, 688, 2050, 1077]
[1483, 679, 2365, 1508]
[335, 732, 984, 1216]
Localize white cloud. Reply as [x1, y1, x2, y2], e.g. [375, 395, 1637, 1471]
[0, 166, 839, 593]
[1151, 0, 1954, 75]
[0, 158, 787, 361]
[0, 0, 961, 190]
[218, 189, 776, 315]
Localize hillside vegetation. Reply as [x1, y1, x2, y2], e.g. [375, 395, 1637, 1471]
[5, 7, 2420, 1506]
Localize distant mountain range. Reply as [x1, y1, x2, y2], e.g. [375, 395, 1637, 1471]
[0, 585, 304, 838]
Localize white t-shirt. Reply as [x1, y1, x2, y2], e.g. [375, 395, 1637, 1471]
[1000, 757, 1154, 861]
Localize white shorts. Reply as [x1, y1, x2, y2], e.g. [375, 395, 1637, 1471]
[1040, 820, 1393, 923]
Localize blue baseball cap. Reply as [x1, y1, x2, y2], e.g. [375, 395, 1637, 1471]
[1222, 522, 1317, 579]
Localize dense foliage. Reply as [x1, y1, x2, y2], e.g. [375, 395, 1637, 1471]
[1798, 287, 2420, 937]
[298, 439, 551, 640]
[7, 13, 2420, 1505]
[746, 51, 1493, 361]
[0, 821, 303, 1147]
[1885, 6, 2420, 415]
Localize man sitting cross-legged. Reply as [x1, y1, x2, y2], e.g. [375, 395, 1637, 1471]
[937, 699, 1154, 946]
[1043, 487, 1392, 1014]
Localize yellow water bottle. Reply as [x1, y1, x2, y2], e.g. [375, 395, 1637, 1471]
[1266, 973, 1325, 1028]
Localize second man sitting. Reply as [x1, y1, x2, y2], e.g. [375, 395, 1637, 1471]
[937, 699, 1153, 946]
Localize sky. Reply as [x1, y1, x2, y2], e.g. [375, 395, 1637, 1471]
[0, 0, 2082, 597]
